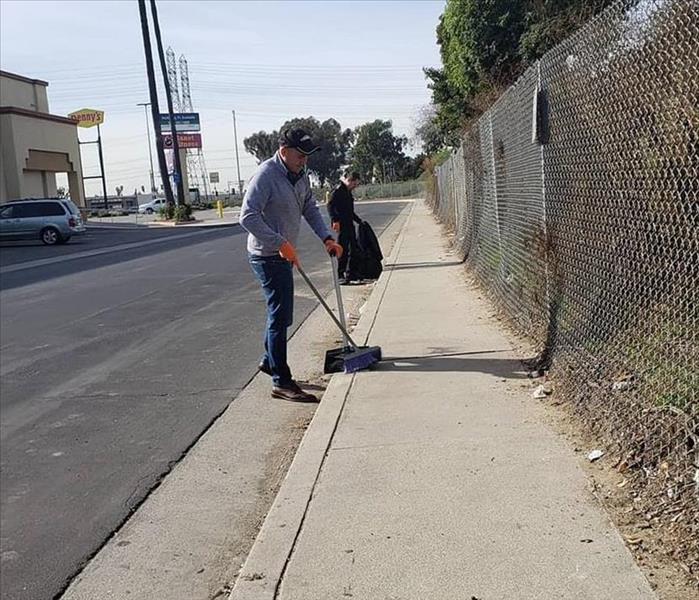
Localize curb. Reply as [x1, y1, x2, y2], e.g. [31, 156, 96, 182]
[229, 373, 356, 600]
[229, 202, 416, 600]
[86, 220, 239, 230]
[141, 220, 239, 229]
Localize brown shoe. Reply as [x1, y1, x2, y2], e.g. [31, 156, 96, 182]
[271, 381, 319, 403]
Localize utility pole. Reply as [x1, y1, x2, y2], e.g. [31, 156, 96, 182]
[137, 102, 157, 193]
[137, 0, 174, 206]
[232, 110, 242, 196]
[149, 0, 185, 207]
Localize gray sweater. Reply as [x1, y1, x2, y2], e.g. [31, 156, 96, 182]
[240, 153, 333, 256]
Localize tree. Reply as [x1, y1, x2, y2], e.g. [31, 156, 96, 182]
[401, 153, 427, 181]
[414, 105, 447, 154]
[244, 130, 279, 163]
[281, 116, 352, 187]
[519, 0, 614, 62]
[426, 0, 615, 146]
[348, 120, 419, 183]
[424, 0, 525, 149]
[243, 117, 352, 187]
[424, 66, 472, 149]
[442, 0, 525, 94]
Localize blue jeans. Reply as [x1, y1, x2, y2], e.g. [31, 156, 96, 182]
[249, 255, 294, 388]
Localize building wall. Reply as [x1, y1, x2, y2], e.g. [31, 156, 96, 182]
[0, 149, 8, 201]
[0, 112, 83, 205]
[21, 171, 54, 198]
[0, 114, 21, 203]
[0, 72, 49, 112]
[0, 71, 84, 206]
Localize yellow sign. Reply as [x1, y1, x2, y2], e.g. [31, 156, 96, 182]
[68, 108, 105, 128]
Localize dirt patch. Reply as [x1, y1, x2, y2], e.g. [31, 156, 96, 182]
[530, 382, 698, 600]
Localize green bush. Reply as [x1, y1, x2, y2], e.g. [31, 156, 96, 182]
[174, 204, 193, 222]
[158, 203, 175, 220]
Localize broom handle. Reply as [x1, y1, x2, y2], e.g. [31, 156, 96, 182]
[330, 255, 352, 350]
[296, 263, 358, 349]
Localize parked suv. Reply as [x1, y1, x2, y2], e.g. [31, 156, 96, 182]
[0, 198, 86, 245]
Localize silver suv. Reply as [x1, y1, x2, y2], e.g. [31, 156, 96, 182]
[0, 198, 86, 245]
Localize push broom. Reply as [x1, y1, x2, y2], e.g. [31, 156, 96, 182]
[296, 256, 381, 374]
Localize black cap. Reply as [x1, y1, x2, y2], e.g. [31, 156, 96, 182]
[279, 128, 321, 155]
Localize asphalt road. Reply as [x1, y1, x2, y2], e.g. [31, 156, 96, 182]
[0, 201, 407, 600]
[0, 223, 194, 267]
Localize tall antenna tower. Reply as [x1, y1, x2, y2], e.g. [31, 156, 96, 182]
[166, 47, 182, 112]
[179, 54, 192, 112]
[178, 54, 210, 200]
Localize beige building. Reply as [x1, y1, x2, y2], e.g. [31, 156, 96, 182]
[0, 70, 85, 206]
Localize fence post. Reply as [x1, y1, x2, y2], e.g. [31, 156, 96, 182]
[537, 60, 552, 322]
[489, 112, 502, 250]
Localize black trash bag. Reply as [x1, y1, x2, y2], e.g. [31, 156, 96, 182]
[357, 220, 383, 280]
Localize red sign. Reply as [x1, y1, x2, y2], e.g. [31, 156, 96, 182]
[163, 133, 202, 149]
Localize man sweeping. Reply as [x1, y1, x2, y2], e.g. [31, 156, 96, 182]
[240, 128, 343, 402]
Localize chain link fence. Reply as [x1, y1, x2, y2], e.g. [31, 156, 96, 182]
[355, 180, 424, 201]
[428, 0, 698, 580]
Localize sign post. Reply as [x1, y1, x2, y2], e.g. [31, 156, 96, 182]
[69, 108, 108, 210]
[160, 114, 201, 207]
[162, 133, 202, 149]
[96, 124, 108, 210]
[159, 112, 200, 132]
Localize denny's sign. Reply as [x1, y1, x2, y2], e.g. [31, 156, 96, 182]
[68, 108, 105, 128]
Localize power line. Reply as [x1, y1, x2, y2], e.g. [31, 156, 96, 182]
[32, 61, 434, 75]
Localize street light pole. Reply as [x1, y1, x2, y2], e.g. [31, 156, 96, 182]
[232, 110, 242, 196]
[137, 102, 157, 193]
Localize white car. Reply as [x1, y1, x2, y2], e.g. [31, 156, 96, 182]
[138, 198, 166, 214]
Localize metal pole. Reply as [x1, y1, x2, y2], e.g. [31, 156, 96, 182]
[232, 110, 242, 196]
[330, 255, 352, 350]
[138, 102, 156, 193]
[97, 123, 108, 210]
[137, 0, 175, 207]
[149, 0, 185, 207]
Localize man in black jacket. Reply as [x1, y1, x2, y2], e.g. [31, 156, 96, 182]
[327, 171, 363, 284]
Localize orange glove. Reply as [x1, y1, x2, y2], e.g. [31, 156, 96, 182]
[324, 239, 343, 258]
[331, 221, 341, 233]
[279, 241, 300, 267]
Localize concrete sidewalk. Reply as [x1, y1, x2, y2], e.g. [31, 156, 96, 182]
[231, 200, 656, 600]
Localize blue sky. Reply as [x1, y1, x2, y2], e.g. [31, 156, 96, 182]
[1, 0, 444, 196]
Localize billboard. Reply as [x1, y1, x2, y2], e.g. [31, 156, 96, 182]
[68, 108, 105, 128]
[162, 133, 202, 149]
[209, 172, 219, 183]
[160, 112, 200, 132]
